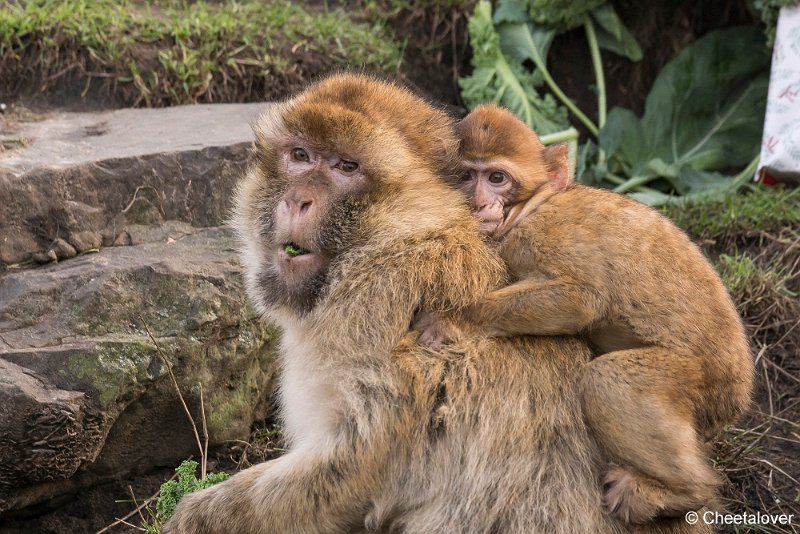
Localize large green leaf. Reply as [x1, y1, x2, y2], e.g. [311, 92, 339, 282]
[497, 20, 555, 69]
[459, 1, 568, 134]
[598, 108, 644, 176]
[590, 4, 642, 61]
[599, 27, 769, 193]
[525, 0, 604, 32]
[493, 0, 528, 24]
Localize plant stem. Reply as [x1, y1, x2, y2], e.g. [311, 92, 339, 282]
[541, 128, 580, 175]
[584, 17, 607, 166]
[604, 172, 660, 194]
[730, 154, 760, 190]
[609, 154, 759, 199]
[613, 173, 657, 194]
[141, 319, 205, 471]
[494, 52, 540, 129]
[524, 24, 599, 136]
[540, 127, 579, 145]
[584, 18, 606, 130]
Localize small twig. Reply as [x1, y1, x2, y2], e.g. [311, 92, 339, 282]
[767, 317, 800, 354]
[200, 382, 209, 479]
[754, 411, 800, 430]
[763, 358, 775, 419]
[95, 472, 178, 534]
[757, 459, 800, 486]
[723, 424, 772, 466]
[114, 518, 145, 532]
[227, 439, 252, 469]
[122, 186, 165, 216]
[753, 345, 767, 366]
[128, 485, 148, 526]
[45, 62, 80, 82]
[736, 430, 800, 445]
[141, 318, 205, 466]
[763, 355, 800, 387]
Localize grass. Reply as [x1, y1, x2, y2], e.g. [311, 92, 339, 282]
[0, 136, 29, 151]
[665, 186, 800, 533]
[0, 0, 404, 106]
[662, 185, 800, 242]
[717, 253, 797, 302]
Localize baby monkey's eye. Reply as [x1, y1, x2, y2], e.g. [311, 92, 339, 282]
[488, 171, 507, 184]
[291, 148, 310, 162]
[339, 160, 359, 173]
[461, 171, 472, 182]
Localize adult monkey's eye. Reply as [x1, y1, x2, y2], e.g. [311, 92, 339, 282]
[340, 160, 359, 173]
[488, 171, 506, 184]
[461, 171, 472, 182]
[291, 148, 309, 162]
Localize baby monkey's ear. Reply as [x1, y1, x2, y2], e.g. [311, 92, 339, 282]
[543, 144, 572, 191]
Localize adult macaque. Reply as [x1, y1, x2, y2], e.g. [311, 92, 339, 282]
[165, 75, 711, 533]
[420, 103, 752, 524]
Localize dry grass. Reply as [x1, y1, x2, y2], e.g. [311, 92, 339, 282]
[666, 186, 800, 533]
[224, 423, 285, 471]
[715, 241, 800, 533]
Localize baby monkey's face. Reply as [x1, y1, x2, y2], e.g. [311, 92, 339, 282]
[457, 104, 569, 238]
[458, 159, 521, 236]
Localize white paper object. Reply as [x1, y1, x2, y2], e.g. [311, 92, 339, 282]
[759, 4, 800, 185]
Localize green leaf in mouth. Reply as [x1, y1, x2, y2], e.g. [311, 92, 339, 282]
[284, 243, 308, 257]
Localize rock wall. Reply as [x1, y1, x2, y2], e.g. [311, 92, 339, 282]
[0, 104, 278, 514]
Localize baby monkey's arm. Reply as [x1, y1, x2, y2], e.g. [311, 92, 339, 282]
[464, 275, 605, 338]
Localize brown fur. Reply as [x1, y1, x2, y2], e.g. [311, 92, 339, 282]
[164, 74, 712, 534]
[454, 105, 753, 524]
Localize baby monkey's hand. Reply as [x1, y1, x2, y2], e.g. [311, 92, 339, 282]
[411, 310, 463, 350]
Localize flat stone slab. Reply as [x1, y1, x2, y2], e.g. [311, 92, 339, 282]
[0, 103, 264, 176]
[0, 103, 265, 266]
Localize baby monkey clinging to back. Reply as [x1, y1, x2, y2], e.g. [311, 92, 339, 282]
[439, 104, 753, 524]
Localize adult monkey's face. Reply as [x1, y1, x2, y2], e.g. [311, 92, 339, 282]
[232, 74, 462, 317]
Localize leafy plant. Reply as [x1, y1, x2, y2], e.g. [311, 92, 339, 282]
[460, 1, 771, 205]
[460, 0, 569, 135]
[144, 459, 229, 532]
[751, 0, 798, 45]
[460, 0, 641, 136]
[598, 27, 769, 205]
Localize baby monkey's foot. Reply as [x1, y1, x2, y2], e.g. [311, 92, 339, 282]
[603, 467, 708, 525]
[603, 467, 663, 524]
[411, 310, 462, 350]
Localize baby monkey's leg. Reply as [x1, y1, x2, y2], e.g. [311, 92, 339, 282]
[580, 348, 720, 525]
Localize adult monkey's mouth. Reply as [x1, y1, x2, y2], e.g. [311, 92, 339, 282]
[283, 242, 311, 257]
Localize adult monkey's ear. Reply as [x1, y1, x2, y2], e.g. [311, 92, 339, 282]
[543, 144, 572, 191]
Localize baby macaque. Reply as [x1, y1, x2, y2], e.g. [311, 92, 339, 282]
[418, 104, 753, 524]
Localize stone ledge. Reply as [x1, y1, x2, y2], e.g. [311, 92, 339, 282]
[0, 103, 265, 266]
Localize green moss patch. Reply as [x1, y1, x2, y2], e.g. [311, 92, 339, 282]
[67, 340, 159, 409]
[662, 186, 800, 242]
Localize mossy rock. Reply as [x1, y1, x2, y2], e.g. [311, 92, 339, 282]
[0, 226, 277, 512]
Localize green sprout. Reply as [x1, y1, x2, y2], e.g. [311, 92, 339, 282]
[284, 243, 307, 257]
